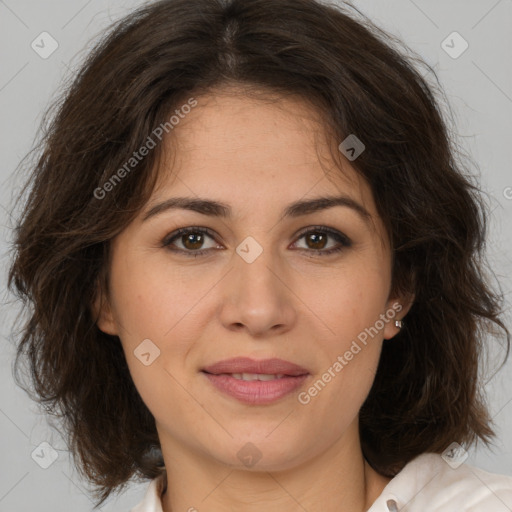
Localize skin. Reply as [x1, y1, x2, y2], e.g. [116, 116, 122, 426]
[94, 85, 414, 512]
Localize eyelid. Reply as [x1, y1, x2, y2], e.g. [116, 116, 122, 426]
[291, 225, 352, 247]
[161, 225, 352, 256]
[161, 226, 220, 252]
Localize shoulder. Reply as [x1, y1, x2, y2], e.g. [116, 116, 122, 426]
[368, 452, 512, 511]
[130, 472, 166, 512]
[128, 455, 512, 512]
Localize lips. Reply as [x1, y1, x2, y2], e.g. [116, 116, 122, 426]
[201, 357, 309, 377]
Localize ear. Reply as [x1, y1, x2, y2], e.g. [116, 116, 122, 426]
[383, 291, 415, 341]
[91, 281, 118, 336]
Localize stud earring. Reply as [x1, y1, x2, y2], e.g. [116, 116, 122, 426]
[395, 320, 404, 329]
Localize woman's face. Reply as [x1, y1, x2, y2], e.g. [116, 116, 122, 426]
[96, 88, 409, 471]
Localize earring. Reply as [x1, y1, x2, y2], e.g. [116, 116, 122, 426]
[395, 319, 404, 329]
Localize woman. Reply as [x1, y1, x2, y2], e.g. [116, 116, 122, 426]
[8, 0, 512, 510]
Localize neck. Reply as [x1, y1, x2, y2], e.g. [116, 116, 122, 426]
[159, 421, 391, 512]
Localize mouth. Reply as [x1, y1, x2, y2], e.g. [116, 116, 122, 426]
[201, 356, 310, 376]
[205, 372, 288, 381]
[200, 357, 310, 405]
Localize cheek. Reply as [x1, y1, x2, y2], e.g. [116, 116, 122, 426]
[297, 271, 387, 423]
[295, 263, 390, 415]
[107, 254, 212, 397]
[109, 269, 194, 422]
[299, 259, 390, 353]
[109, 251, 204, 341]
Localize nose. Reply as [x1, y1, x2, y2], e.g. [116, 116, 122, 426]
[218, 241, 297, 338]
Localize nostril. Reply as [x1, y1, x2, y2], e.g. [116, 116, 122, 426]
[386, 499, 398, 511]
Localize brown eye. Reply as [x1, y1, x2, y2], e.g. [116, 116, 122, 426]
[293, 227, 352, 255]
[162, 227, 220, 256]
[304, 232, 328, 250]
[162, 226, 351, 258]
[181, 232, 205, 250]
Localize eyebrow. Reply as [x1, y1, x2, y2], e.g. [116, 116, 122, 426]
[142, 195, 372, 223]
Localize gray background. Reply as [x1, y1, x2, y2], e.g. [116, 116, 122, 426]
[1, 0, 511, 510]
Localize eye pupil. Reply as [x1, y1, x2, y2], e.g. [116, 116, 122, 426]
[307, 232, 327, 250]
[183, 233, 204, 250]
[165, 227, 345, 256]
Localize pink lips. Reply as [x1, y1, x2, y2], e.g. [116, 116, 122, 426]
[202, 357, 309, 376]
[201, 357, 310, 405]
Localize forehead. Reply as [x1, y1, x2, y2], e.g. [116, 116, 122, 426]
[151, 87, 376, 221]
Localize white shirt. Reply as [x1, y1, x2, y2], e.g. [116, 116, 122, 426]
[130, 452, 512, 511]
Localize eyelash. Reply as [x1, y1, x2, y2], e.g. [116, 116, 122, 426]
[161, 225, 352, 258]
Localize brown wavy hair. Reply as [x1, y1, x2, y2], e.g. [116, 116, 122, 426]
[8, 0, 510, 506]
